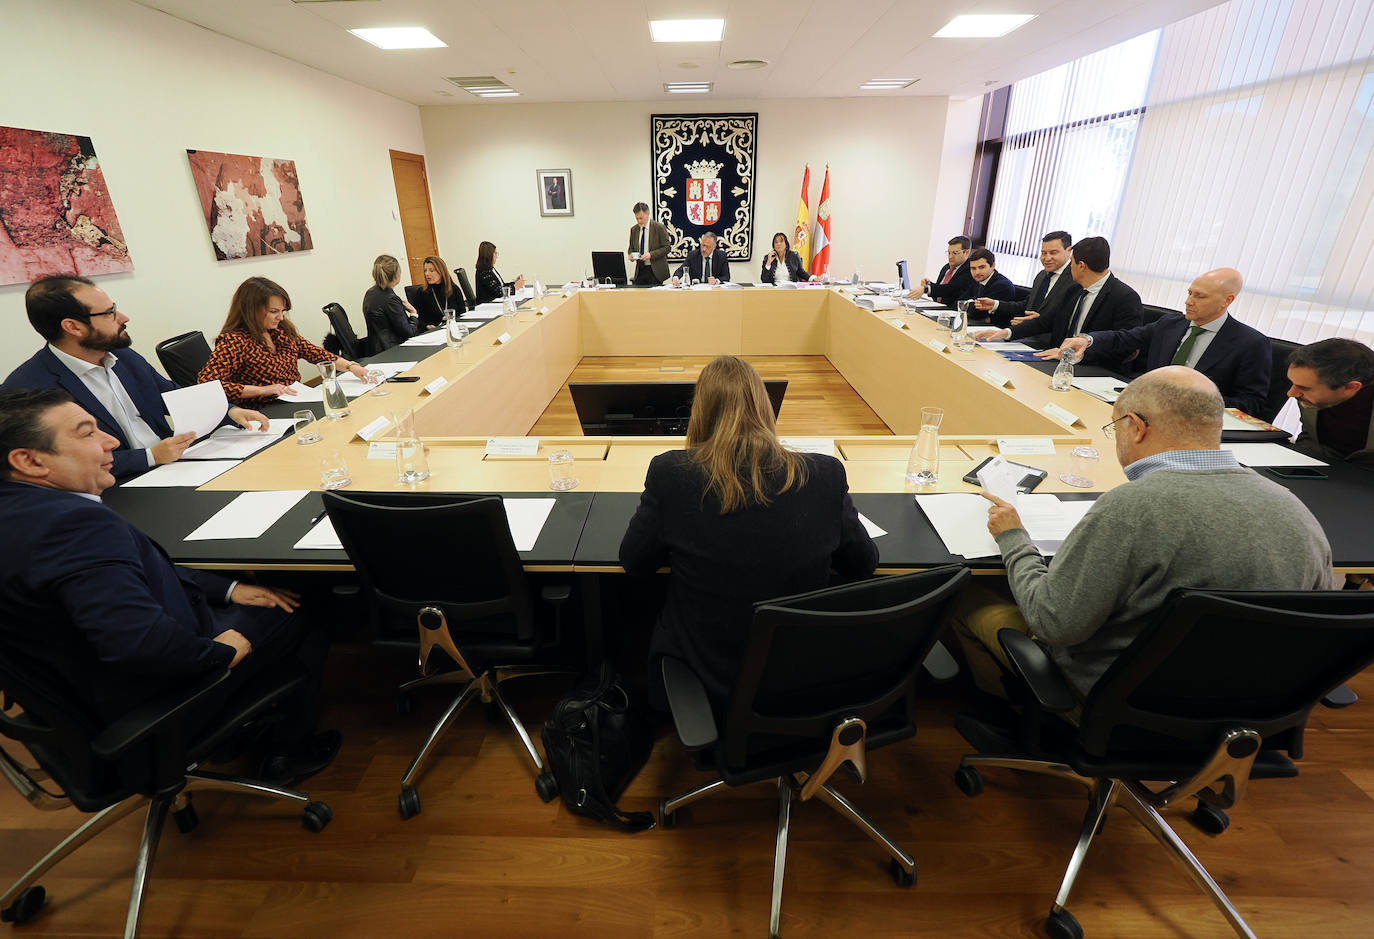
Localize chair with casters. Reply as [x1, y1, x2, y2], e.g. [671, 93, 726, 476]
[657, 566, 971, 939]
[454, 268, 478, 310]
[0, 652, 332, 938]
[953, 589, 1374, 939]
[321, 490, 573, 820]
[153, 331, 211, 388]
[321, 302, 365, 361]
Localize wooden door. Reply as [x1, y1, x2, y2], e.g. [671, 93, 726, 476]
[389, 149, 439, 284]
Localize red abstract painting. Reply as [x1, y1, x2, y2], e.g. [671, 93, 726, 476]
[186, 150, 312, 261]
[0, 126, 134, 286]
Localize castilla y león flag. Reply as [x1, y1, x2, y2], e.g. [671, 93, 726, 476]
[811, 166, 832, 277]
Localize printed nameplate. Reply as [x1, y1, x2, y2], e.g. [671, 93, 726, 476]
[981, 369, 1012, 387]
[888, 318, 909, 329]
[927, 339, 949, 353]
[354, 416, 390, 442]
[495, 332, 512, 344]
[367, 441, 397, 460]
[997, 437, 1056, 456]
[485, 437, 540, 456]
[422, 376, 448, 395]
[1041, 403, 1082, 427]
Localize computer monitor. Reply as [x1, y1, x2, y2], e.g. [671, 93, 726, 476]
[591, 251, 628, 287]
[569, 380, 788, 435]
[896, 260, 910, 291]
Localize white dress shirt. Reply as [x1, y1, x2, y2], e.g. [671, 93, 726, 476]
[1177, 312, 1229, 368]
[1068, 274, 1108, 336]
[48, 345, 162, 466]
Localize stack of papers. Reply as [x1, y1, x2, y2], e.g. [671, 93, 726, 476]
[1070, 376, 1128, 403]
[979, 340, 1036, 353]
[916, 493, 1094, 558]
[294, 497, 558, 552]
[854, 296, 901, 311]
[1222, 444, 1328, 467]
[336, 361, 417, 392]
[121, 460, 241, 488]
[184, 419, 295, 460]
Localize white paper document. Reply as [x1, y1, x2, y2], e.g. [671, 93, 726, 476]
[280, 381, 323, 402]
[183, 419, 294, 460]
[1071, 376, 1128, 403]
[1222, 443, 1328, 467]
[978, 341, 1037, 352]
[475, 302, 506, 313]
[857, 512, 887, 539]
[976, 456, 1024, 504]
[403, 330, 450, 347]
[336, 361, 417, 392]
[854, 296, 900, 311]
[916, 493, 1094, 559]
[121, 459, 241, 488]
[162, 381, 228, 441]
[997, 438, 1057, 456]
[779, 437, 836, 456]
[295, 516, 342, 550]
[185, 490, 308, 541]
[292, 498, 555, 552]
[1017, 495, 1095, 554]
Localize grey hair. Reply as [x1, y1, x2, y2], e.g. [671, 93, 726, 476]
[1116, 369, 1224, 444]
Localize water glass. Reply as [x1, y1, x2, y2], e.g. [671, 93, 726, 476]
[320, 449, 350, 490]
[317, 361, 350, 420]
[293, 409, 321, 445]
[366, 368, 389, 397]
[445, 311, 467, 349]
[953, 301, 975, 350]
[548, 449, 579, 491]
[1060, 445, 1100, 488]
[395, 437, 431, 484]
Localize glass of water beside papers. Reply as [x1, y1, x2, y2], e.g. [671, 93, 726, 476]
[548, 449, 578, 491]
[366, 368, 389, 397]
[905, 407, 943, 489]
[294, 409, 320, 445]
[1059, 445, 1099, 488]
[393, 408, 430, 484]
[320, 450, 350, 490]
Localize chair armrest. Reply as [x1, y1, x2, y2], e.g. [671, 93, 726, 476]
[997, 629, 1077, 714]
[661, 657, 719, 751]
[91, 669, 234, 758]
[540, 583, 572, 604]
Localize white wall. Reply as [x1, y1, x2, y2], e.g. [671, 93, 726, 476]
[926, 97, 984, 277]
[420, 97, 961, 288]
[0, 0, 425, 378]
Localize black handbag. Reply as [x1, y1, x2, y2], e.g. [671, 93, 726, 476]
[536, 663, 655, 833]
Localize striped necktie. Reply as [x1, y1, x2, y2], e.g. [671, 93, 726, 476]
[1171, 325, 1207, 366]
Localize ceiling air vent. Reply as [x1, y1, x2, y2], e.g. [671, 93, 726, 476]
[445, 76, 520, 98]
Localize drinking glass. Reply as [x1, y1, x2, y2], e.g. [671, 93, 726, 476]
[905, 407, 944, 489]
[548, 449, 578, 491]
[953, 301, 975, 350]
[502, 286, 515, 318]
[293, 409, 321, 445]
[366, 368, 389, 397]
[320, 449, 350, 490]
[317, 361, 350, 420]
[395, 437, 431, 484]
[1059, 445, 1099, 488]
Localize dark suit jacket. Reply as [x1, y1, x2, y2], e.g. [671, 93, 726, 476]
[619, 450, 878, 710]
[966, 270, 1017, 305]
[4, 346, 177, 480]
[994, 265, 1079, 329]
[1087, 312, 1272, 414]
[1025, 273, 1143, 369]
[0, 482, 256, 721]
[927, 260, 973, 306]
[362, 285, 419, 354]
[628, 221, 672, 283]
[673, 249, 731, 284]
[406, 282, 466, 329]
[474, 267, 517, 305]
[760, 250, 808, 284]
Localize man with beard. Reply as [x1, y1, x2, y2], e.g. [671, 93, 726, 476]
[3, 275, 267, 480]
[1285, 338, 1374, 467]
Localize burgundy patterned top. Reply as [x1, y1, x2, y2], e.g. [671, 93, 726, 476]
[198, 327, 335, 405]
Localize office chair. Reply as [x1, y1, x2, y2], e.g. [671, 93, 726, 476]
[454, 268, 478, 309]
[657, 567, 971, 938]
[0, 655, 331, 937]
[1262, 336, 1300, 422]
[322, 302, 364, 361]
[953, 589, 1374, 939]
[321, 490, 572, 820]
[153, 331, 211, 388]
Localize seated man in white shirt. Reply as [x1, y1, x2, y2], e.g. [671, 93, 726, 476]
[3, 275, 267, 480]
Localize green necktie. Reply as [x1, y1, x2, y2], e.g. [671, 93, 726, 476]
[1171, 324, 1207, 366]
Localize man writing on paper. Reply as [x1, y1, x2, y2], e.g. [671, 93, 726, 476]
[971, 230, 1077, 332]
[911, 235, 972, 305]
[3, 275, 268, 480]
[1286, 338, 1374, 467]
[627, 201, 671, 285]
[0, 388, 339, 783]
[672, 231, 731, 285]
[951, 367, 1336, 699]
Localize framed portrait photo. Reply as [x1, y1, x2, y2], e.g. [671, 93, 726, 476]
[536, 168, 573, 217]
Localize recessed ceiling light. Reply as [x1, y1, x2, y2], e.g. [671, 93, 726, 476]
[933, 14, 1036, 39]
[348, 26, 446, 49]
[664, 82, 713, 94]
[476, 90, 521, 98]
[727, 59, 769, 70]
[650, 19, 725, 43]
[860, 78, 917, 90]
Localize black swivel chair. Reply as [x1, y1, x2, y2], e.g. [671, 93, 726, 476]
[153, 331, 212, 387]
[1261, 336, 1301, 421]
[321, 490, 571, 820]
[454, 268, 478, 310]
[657, 567, 971, 938]
[322, 302, 364, 361]
[0, 653, 331, 936]
[953, 589, 1374, 939]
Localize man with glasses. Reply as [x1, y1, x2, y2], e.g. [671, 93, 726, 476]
[951, 366, 1335, 700]
[3, 275, 267, 480]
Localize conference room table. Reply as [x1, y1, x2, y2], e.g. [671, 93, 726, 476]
[102, 285, 1374, 580]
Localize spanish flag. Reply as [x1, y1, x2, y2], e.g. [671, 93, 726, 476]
[793, 165, 812, 267]
[811, 166, 832, 277]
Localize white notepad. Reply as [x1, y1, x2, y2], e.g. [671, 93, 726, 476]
[293, 498, 556, 552]
[121, 460, 240, 488]
[185, 491, 308, 541]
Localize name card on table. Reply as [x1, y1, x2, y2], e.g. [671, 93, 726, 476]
[422, 376, 448, 395]
[354, 416, 391, 442]
[888, 318, 909, 329]
[486, 437, 540, 457]
[927, 339, 949, 354]
[367, 441, 398, 460]
[495, 332, 512, 345]
[997, 437, 1056, 456]
[1041, 403, 1082, 428]
[981, 369, 1012, 388]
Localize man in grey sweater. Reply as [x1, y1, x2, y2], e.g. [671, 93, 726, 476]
[954, 366, 1337, 699]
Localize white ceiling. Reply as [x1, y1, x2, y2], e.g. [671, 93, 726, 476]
[133, 0, 1224, 105]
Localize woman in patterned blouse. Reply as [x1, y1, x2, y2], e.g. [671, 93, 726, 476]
[199, 276, 367, 406]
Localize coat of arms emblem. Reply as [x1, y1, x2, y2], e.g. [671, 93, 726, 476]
[685, 159, 723, 227]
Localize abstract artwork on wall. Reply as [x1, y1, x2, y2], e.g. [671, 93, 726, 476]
[186, 150, 312, 261]
[0, 125, 134, 287]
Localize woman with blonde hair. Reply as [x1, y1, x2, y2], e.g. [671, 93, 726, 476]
[620, 355, 877, 711]
[362, 254, 419, 353]
[199, 276, 367, 405]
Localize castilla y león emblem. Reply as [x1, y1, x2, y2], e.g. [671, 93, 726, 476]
[686, 159, 723, 227]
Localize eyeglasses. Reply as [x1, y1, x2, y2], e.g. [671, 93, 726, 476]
[86, 303, 118, 318]
[1102, 412, 1149, 438]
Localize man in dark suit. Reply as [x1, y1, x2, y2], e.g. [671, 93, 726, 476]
[671, 230, 731, 285]
[1286, 338, 1374, 467]
[972, 230, 1077, 331]
[3, 275, 266, 480]
[1051, 267, 1271, 415]
[961, 248, 1017, 310]
[912, 235, 973, 306]
[627, 201, 672, 285]
[0, 387, 338, 782]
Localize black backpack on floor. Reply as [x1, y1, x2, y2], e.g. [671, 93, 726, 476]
[536, 663, 655, 832]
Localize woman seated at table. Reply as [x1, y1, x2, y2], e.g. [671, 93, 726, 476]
[363, 255, 421, 354]
[619, 355, 878, 713]
[473, 241, 526, 305]
[199, 276, 368, 406]
[760, 231, 808, 285]
[412, 255, 466, 329]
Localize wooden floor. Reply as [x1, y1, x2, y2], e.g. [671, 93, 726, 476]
[528, 355, 892, 437]
[3, 638, 1373, 938]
